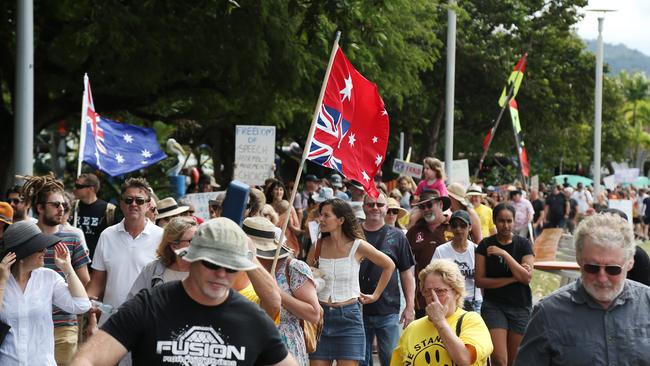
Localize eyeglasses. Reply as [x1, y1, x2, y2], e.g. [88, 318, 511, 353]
[74, 183, 93, 190]
[6, 198, 22, 205]
[450, 221, 468, 229]
[122, 196, 149, 205]
[200, 260, 238, 273]
[171, 239, 192, 246]
[364, 202, 386, 208]
[43, 201, 69, 210]
[583, 263, 623, 276]
[387, 209, 400, 215]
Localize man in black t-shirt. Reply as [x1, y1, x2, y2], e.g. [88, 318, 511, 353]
[72, 218, 296, 366]
[360, 193, 416, 366]
[544, 185, 569, 229]
[72, 173, 120, 258]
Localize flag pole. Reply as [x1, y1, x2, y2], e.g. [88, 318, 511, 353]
[271, 31, 341, 274]
[508, 100, 528, 190]
[74, 73, 90, 228]
[473, 57, 526, 179]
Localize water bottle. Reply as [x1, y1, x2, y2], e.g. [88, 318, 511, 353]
[91, 300, 117, 315]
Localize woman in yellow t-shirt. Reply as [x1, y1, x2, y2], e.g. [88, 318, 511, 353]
[391, 260, 493, 366]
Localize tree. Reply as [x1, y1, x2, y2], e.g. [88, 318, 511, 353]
[618, 71, 650, 170]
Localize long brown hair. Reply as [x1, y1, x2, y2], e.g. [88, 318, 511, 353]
[156, 217, 197, 266]
[319, 198, 365, 241]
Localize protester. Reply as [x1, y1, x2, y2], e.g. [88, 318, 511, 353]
[307, 198, 395, 366]
[71, 218, 297, 365]
[467, 184, 496, 238]
[18, 173, 92, 365]
[154, 197, 189, 227]
[390, 260, 493, 366]
[329, 174, 350, 201]
[544, 185, 569, 229]
[529, 189, 545, 237]
[208, 191, 225, 218]
[144, 197, 157, 222]
[396, 176, 415, 210]
[276, 200, 303, 255]
[5, 185, 28, 222]
[86, 178, 164, 335]
[178, 198, 204, 224]
[571, 182, 593, 219]
[414, 157, 448, 198]
[0, 221, 91, 365]
[71, 173, 118, 259]
[432, 210, 482, 312]
[515, 213, 650, 365]
[61, 192, 89, 254]
[508, 188, 534, 239]
[359, 193, 415, 366]
[244, 216, 321, 366]
[384, 197, 407, 231]
[593, 191, 609, 213]
[296, 174, 320, 223]
[564, 187, 579, 233]
[447, 183, 483, 244]
[262, 203, 281, 225]
[405, 190, 452, 318]
[348, 181, 366, 202]
[128, 217, 197, 297]
[475, 203, 534, 366]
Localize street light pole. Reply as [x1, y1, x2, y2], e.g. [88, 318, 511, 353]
[14, 0, 34, 177]
[444, 0, 457, 181]
[589, 9, 615, 198]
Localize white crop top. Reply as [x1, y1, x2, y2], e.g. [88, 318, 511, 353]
[317, 239, 362, 303]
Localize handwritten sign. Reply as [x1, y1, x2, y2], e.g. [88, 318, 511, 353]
[181, 192, 221, 221]
[234, 125, 276, 186]
[441, 159, 470, 187]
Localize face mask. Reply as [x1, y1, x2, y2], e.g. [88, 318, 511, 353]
[174, 248, 188, 257]
[424, 212, 436, 223]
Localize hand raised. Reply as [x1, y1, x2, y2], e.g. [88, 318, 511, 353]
[425, 290, 447, 327]
[0, 252, 16, 282]
[53, 242, 73, 273]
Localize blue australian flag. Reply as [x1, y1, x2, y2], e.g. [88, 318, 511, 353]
[82, 113, 167, 176]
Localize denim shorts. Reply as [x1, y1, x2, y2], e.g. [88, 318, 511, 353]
[480, 300, 531, 334]
[310, 302, 365, 361]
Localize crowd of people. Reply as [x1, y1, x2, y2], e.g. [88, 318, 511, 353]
[0, 155, 649, 366]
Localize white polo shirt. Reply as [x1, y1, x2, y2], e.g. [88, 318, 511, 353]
[92, 219, 163, 325]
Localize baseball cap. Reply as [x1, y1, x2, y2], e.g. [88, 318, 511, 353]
[181, 217, 257, 271]
[2, 221, 61, 260]
[305, 174, 319, 183]
[450, 210, 471, 226]
[0, 202, 13, 226]
[330, 174, 343, 188]
[313, 187, 335, 203]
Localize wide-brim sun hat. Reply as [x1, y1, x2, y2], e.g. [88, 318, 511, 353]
[386, 198, 408, 220]
[208, 191, 226, 207]
[446, 183, 470, 207]
[181, 217, 257, 271]
[242, 216, 291, 260]
[156, 197, 190, 220]
[415, 189, 451, 211]
[313, 187, 335, 203]
[349, 201, 366, 221]
[0, 202, 13, 226]
[2, 221, 61, 260]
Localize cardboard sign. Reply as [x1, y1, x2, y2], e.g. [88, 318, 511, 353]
[441, 159, 470, 187]
[234, 125, 276, 186]
[614, 168, 639, 184]
[181, 192, 221, 221]
[392, 159, 423, 178]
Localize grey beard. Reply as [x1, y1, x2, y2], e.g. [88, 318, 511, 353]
[424, 212, 436, 223]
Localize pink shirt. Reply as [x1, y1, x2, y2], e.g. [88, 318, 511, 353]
[415, 179, 449, 197]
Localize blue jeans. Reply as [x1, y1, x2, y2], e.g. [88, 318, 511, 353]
[360, 313, 400, 366]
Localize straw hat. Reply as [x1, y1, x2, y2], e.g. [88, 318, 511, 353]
[156, 197, 189, 220]
[242, 216, 291, 260]
[446, 183, 469, 207]
[466, 184, 486, 198]
[386, 198, 408, 220]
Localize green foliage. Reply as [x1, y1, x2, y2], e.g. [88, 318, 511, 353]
[0, 0, 639, 190]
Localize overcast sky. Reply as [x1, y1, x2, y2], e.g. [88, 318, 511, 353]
[575, 0, 650, 56]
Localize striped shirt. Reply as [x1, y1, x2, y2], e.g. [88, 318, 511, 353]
[43, 226, 90, 327]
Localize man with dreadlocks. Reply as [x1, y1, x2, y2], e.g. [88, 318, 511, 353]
[21, 172, 91, 365]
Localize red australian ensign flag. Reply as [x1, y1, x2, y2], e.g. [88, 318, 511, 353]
[307, 48, 389, 198]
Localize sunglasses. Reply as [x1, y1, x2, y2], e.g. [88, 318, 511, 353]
[44, 201, 69, 210]
[583, 263, 623, 276]
[387, 209, 400, 215]
[201, 260, 238, 273]
[122, 196, 149, 205]
[74, 183, 93, 190]
[419, 201, 436, 209]
[6, 198, 22, 205]
[364, 202, 386, 208]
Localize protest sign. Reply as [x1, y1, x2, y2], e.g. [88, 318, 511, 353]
[392, 159, 423, 178]
[442, 159, 470, 187]
[234, 125, 276, 186]
[181, 192, 220, 221]
[614, 168, 639, 184]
